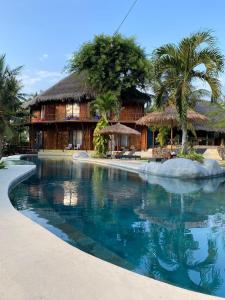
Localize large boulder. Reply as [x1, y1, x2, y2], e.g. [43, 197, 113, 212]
[140, 158, 225, 179]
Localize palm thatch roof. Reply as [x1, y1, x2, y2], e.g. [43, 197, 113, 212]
[136, 105, 207, 126]
[22, 72, 96, 109]
[195, 101, 225, 133]
[99, 123, 141, 135]
[22, 72, 151, 109]
[121, 88, 151, 105]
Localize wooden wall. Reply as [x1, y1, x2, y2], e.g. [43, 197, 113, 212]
[80, 103, 89, 119]
[55, 104, 66, 120]
[31, 102, 144, 122]
[140, 127, 148, 150]
[30, 124, 146, 151]
[56, 130, 69, 149]
[45, 105, 55, 120]
[43, 128, 57, 149]
[119, 104, 144, 121]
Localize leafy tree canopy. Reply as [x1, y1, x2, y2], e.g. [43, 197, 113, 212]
[0, 54, 25, 157]
[68, 34, 152, 93]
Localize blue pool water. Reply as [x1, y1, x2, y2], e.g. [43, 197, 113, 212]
[9, 158, 225, 297]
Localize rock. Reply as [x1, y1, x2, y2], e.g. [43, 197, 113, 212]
[139, 158, 225, 179]
[72, 152, 89, 159]
[139, 173, 225, 194]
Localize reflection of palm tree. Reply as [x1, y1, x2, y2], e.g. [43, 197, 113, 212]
[143, 224, 222, 295]
[91, 165, 106, 207]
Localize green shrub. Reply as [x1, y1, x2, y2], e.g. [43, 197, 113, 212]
[0, 161, 5, 169]
[177, 149, 204, 163]
[91, 152, 107, 159]
[156, 127, 169, 147]
[93, 118, 109, 157]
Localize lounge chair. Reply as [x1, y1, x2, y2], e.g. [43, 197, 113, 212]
[120, 149, 141, 160]
[75, 144, 81, 150]
[65, 143, 73, 150]
[115, 149, 127, 159]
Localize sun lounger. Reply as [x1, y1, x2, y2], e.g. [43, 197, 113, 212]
[120, 150, 141, 160]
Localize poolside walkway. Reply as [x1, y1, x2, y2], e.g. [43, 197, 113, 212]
[0, 162, 220, 300]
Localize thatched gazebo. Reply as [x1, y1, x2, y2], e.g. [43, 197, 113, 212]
[136, 106, 208, 149]
[99, 123, 140, 151]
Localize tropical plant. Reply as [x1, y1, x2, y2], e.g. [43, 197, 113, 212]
[90, 91, 121, 121]
[0, 55, 24, 158]
[156, 127, 169, 147]
[177, 148, 204, 163]
[154, 31, 224, 153]
[93, 118, 109, 157]
[90, 91, 121, 157]
[68, 34, 152, 94]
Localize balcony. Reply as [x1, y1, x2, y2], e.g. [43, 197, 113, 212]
[25, 112, 145, 124]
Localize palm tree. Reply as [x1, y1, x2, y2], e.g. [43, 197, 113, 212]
[0, 55, 23, 158]
[90, 91, 121, 156]
[90, 91, 121, 121]
[154, 31, 224, 153]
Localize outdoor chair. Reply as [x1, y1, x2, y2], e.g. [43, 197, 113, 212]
[119, 149, 141, 160]
[75, 144, 81, 150]
[115, 148, 127, 159]
[65, 144, 73, 150]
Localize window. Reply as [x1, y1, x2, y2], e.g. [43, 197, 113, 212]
[66, 103, 80, 118]
[41, 106, 45, 119]
[35, 130, 43, 148]
[69, 130, 83, 148]
[120, 135, 129, 147]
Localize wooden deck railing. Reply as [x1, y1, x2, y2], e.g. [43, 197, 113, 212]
[25, 112, 145, 123]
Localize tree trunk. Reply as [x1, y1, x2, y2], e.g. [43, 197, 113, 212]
[181, 122, 188, 154]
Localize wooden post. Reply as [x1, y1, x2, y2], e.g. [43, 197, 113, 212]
[170, 125, 173, 150]
[152, 130, 155, 149]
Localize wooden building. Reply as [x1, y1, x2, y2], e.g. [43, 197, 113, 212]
[23, 72, 150, 151]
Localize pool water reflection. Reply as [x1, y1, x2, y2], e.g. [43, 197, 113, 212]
[9, 158, 225, 297]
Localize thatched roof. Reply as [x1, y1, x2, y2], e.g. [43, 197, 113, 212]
[22, 72, 96, 109]
[195, 101, 225, 133]
[136, 105, 207, 126]
[22, 72, 150, 109]
[99, 123, 141, 135]
[121, 88, 151, 105]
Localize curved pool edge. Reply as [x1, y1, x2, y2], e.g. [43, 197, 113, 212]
[0, 159, 221, 300]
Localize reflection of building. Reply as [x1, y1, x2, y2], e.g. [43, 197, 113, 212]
[23, 72, 150, 151]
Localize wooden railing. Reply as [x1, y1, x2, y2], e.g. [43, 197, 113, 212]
[26, 112, 145, 123]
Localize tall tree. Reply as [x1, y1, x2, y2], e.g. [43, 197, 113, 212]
[68, 34, 152, 94]
[0, 55, 23, 158]
[154, 31, 224, 153]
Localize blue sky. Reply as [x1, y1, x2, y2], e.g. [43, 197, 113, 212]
[1, 0, 225, 94]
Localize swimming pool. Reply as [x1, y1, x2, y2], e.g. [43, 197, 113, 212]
[9, 158, 225, 297]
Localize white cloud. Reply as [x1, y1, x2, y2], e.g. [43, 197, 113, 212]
[39, 53, 49, 61]
[20, 69, 64, 94]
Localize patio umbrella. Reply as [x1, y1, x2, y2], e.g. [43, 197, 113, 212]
[99, 123, 140, 151]
[136, 106, 208, 149]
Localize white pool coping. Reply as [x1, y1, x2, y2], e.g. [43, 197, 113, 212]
[0, 157, 221, 300]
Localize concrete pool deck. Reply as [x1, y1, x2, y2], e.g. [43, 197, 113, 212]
[0, 161, 221, 300]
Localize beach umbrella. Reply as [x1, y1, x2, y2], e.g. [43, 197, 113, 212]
[99, 123, 140, 151]
[136, 106, 208, 149]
